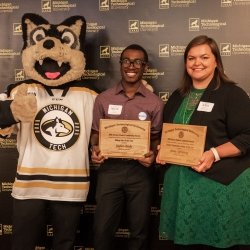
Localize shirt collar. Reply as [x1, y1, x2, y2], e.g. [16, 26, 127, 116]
[115, 81, 147, 97]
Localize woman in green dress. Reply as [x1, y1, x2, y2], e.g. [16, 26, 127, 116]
[156, 35, 250, 250]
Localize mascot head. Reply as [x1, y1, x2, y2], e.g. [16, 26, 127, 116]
[21, 13, 86, 87]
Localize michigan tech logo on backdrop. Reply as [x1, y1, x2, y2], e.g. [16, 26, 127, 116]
[42, 0, 51, 12]
[41, 0, 77, 12]
[15, 69, 25, 81]
[159, 0, 170, 9]
[129, 20, 139, 33]
[99, 0, 135, 10]
[13, 23, 22, 35]
[0, 2, 19, 13]
[189, 18, 200, 31]
[34, 104, 80, 151]
[100, 46, 110, 58]
[220, 42, 250, 56]
[99, 0, 109, 11]
[221, 0, 232, 7]
[159, 44, 170, 57]
[220, 43, 231, 56]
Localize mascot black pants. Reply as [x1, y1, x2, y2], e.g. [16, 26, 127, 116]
[12, 199, 82, 250]
[93, 158, 154, 250]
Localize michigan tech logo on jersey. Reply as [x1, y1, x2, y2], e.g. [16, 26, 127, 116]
[34, 104, 80, 151]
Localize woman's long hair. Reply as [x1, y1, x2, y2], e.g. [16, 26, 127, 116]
[179, 35, 234, 96]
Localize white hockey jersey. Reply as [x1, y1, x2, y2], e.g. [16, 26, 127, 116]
[8, 83, 97, 202]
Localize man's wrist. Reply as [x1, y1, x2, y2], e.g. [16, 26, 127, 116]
[90, 144, 98, 152]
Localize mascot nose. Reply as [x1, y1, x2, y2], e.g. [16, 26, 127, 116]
[43, 40, 55, 49]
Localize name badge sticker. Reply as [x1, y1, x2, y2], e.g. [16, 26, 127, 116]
[197, 101, 214, 112]
[108, 104, 123, 115]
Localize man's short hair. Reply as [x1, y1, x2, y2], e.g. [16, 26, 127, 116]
[120, 44, 148, 62]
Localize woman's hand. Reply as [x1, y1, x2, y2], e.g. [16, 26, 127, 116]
[191, 149, 215, 172]
[155, 144, 167, 165]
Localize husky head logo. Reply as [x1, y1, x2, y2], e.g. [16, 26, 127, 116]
[41, 117, 72, 137]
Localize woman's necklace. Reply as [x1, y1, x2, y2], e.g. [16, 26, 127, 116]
[182, 88, 205, 124]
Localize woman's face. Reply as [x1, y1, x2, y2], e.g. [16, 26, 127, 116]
[186, 44, 217, 88]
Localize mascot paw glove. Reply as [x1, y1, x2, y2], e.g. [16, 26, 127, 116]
[10, 84, 37, 123]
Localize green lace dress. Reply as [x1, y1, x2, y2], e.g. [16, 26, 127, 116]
[159, 88, 250, 247]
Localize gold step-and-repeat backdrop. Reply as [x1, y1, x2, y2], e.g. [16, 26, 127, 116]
[0, 1, 250, 249]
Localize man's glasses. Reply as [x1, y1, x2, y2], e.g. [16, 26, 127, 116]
[120, 58, 146, 69]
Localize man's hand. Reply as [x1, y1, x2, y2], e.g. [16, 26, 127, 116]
[136, 150, 155, 167]
[91, 145, 106, 164]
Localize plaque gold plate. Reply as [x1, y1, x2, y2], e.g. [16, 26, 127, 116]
[99, 119, 151, 158]
[158, 123, 207, 166]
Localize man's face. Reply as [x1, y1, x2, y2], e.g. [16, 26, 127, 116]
[120, 49, 147, 84]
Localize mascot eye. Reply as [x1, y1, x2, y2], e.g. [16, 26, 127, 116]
[62, 31, 76, 48]
[32, 29, 46, 44]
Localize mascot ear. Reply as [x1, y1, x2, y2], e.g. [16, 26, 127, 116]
[22, 13, 49, 50]
[60, 16, 86, 52]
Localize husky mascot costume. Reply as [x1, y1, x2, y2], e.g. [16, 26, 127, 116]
[0, 13, 97, 250]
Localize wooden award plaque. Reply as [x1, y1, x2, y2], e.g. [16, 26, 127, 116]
[158, 123, 207, 166]
[99, 119, 151, 158]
